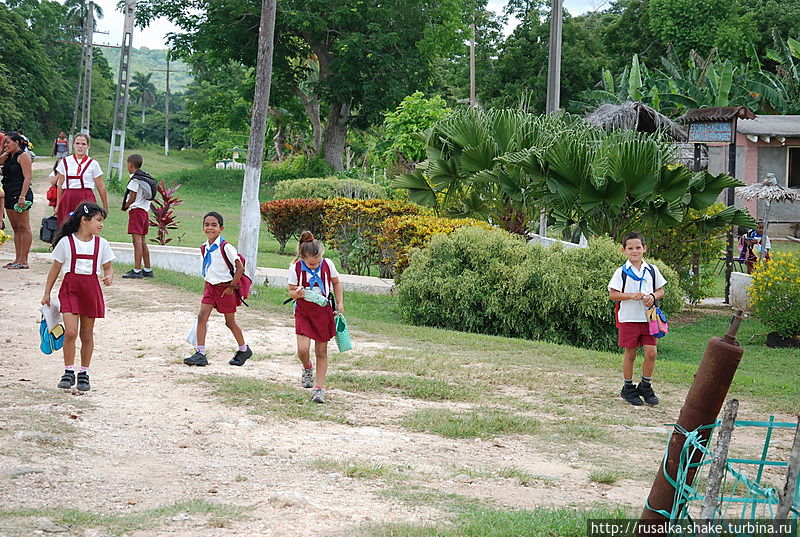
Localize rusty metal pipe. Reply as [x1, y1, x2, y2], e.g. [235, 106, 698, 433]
[636, 310, 745, 536]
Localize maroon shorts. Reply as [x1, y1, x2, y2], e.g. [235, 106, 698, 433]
[201, 282, 238, 313]
[127, 208, 149, 235]
[618, 322, 657, 348]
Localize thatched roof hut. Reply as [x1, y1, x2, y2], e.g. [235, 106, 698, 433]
[585, 101, 688, 141]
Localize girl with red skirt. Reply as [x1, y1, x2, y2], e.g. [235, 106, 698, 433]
[42, 203, 115, 392]
[54, 134, 109, 225]
[287, 231, 345, 404]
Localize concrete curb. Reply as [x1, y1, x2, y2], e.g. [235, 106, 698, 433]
[107, 242, 395, 295]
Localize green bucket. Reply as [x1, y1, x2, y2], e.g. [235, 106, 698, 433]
[335, 314, 352, 352]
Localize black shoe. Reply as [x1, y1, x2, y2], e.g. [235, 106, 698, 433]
[229, 346, 252, 366]
[57, 370, 75, 389]
[637, 382, 660, 406]
[76, 372, 90, 392]
[620, 383, 644, 406]
[142, 270, 153, 278]
[121, 269, 144, 279]
[184, 351, 208, 366]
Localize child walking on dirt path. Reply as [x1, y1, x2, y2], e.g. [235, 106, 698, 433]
[287, 231, 344, 404]
[608, 232, 666, 407]
[184, 212, 252, 367]
[120, 154, 153, 279]
[42, 203, 115, 392]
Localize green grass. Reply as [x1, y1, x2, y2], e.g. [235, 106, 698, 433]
[356, 506, 633, 537]
[192, 374, 348, 423]
[312, 458, 408, 480]
[401, 408, 540, 439]
[589, 468, 621, 485]
[327, 371, 479, 401]
[0, 499, 244, 536]
[496, 467, 554, 487]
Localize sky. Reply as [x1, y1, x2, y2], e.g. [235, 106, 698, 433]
[85, 0, 607, 50]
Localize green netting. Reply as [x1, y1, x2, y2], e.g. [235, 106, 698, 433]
[645, 417, 799, 529]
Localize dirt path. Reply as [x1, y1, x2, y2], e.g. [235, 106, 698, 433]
[0, 161, 795, 536]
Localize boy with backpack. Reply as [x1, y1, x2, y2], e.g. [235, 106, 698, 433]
[608, 232, 667, 407]
[121, 154, 156, 279]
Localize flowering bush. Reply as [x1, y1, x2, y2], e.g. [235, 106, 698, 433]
[260, 199, 328, 253]
[377, 215, 493, 278]
[324, 198, 421, 275]
[748, 253, 800, 337]
[149, 181, 183, 245]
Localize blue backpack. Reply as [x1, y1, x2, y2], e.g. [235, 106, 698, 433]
[39, 318, 64, 355]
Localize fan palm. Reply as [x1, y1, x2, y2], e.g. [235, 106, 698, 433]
[130, 72, 158, 124]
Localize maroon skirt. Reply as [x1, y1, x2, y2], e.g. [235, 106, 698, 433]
[59, 272, 105, 318]
[295, 298, 335, 342]
[58, 189, 96, 225]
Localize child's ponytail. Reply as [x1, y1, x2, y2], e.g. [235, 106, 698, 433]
[297, 230, 324, 259]
[51, 202, 107, 249]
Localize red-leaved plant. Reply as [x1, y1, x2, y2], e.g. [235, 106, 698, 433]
[149, 180, 183, 245]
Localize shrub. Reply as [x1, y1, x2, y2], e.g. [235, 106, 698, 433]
[262, 154, 333, 183]
[397, 230, 682, 351]
[273, 177, 387, 200]
[260, 199, 328, 253]
[324, 198, 422, 276]
[748, 253, 800, 337]
[377, 215, 493, 278]
[160, 168, 274, 196]
[149, 181, 183, 245]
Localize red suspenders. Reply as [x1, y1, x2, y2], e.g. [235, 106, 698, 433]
[65, 155, 93, 190]
[68, 235, 99, 274]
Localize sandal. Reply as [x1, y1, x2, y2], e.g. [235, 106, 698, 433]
[2, 262, 15, 268]
[7, 264, 29, 269]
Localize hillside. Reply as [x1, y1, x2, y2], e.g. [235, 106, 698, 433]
[101, 46, 193, 93]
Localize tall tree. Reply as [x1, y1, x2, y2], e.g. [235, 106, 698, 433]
[130, 71, 157, 124]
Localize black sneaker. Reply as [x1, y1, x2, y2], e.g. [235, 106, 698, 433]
[76, 372, 90, 392]
[57, 370, 75, 389]
[229, 346, 252, 366]
[620, 383, 644, 406]
[142, 270, 154, 278]
[121, 269, 144, 279]
[637, 382, 660, 406]
[184, 351, 208, 366]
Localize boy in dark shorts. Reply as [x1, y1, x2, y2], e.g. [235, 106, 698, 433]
[120, 154, 153, 279]
[608, 232, 666, 406]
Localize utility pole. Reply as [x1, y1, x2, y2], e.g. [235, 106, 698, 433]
[108, 0, 136, 181]
[540, 0, 563, 238]
[239, 0, 277, 278]
[79, 2, 95, 135]
[469, 20, 477, 107]
[164, 55, 170, 156]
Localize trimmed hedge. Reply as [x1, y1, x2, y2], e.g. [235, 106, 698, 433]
[377, 215, 493, 278]
[260, 199, 327, 253]
[273, 177, 387, 200]
[397, 229, 683, 351]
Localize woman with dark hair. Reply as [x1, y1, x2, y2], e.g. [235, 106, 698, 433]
[0, 132, 34, 269]
[55, 133, 108, 225]
[52, 132, 69, 158]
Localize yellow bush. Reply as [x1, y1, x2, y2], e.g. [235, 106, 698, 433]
[748, 253, 800, 337]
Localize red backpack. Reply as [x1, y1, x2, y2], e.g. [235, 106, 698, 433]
[201, 240, 253, 305]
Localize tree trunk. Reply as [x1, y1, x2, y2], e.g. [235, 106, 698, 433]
[322, 101, 350, 171]
[273, 123, 285, 161]
[238, 0, 277, 278]
[291, 85, 321, 154]
[141, 106, 145, 125]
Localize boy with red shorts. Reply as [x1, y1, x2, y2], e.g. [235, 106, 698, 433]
[121, 154, 153, 279]
[608, 232, 666, 406]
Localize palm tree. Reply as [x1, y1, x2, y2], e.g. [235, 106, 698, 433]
[130, 72, 157, 124]
[63, 0, 103, 28]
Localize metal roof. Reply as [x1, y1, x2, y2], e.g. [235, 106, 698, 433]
[736, 116, 800, 137]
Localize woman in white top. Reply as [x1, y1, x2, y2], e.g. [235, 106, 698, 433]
[55, 133, 109, 225]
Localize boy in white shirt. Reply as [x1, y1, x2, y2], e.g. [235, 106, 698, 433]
[120, 154, 153, 279]
[608, 232, 667, 407]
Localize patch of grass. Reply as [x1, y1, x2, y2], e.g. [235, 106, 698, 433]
[496, 467, 554, 486]
[193, 374, 347, 423]
[356, 506, 632, 537]
[589, 468, 621, 485]
[312, 458, 405, 480]
[401, 408, 540, 439]
[253, 447, 272, 456]
[0, 499, 244, 536]
[328, 372, 478, 401]
[559, 422, 606, 441]
[377, 486, 492, 513]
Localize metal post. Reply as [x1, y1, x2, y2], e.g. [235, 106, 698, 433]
[164, 55, 170, 156]
[698, 399, 739, 531]
[79, 2, 94, 135]
[545, 0, 563, 115]
[469, 21, 477, 107]
[108, 0, 136, 181]
[724, 143, 736, 304]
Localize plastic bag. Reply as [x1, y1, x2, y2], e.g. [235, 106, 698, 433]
[335, 314, 352, 352]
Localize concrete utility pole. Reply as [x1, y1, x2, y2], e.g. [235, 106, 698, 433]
[469, 21, 477, 107]
[540, 0, 563, 237]
[164, 55, 170, 156]
[79, 2, 95, 135]
[239, 0, 277, 278]
[108, 0, 136, 181]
